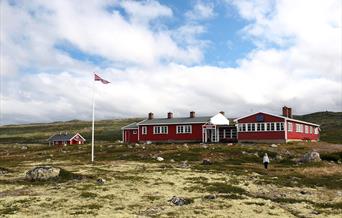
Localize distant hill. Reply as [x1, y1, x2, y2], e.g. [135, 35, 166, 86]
[0, 111, 341, 144]
[294, 111, 342, 144]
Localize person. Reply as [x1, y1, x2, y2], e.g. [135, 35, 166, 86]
[263, 153, 270, 169]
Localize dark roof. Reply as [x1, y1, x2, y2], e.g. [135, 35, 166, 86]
[138, 116, 212, 125]
[48, 133, 75, 142]
[121, 122, 139, 129]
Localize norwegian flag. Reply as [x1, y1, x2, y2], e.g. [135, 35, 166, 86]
[94, 73, 110, 84]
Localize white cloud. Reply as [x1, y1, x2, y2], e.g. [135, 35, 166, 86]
[186, 1, 215, 20]
[1, 0, 341, 124]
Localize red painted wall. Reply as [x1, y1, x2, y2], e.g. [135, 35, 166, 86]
[286, 121, 319, 141]
[138, 124, 204, 142]
[237, 113, 285, 141]
[124, 129, 138, 143]
[70, 139, 85, 144]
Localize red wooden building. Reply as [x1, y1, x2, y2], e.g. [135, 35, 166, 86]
[234, 106, 320, 143]
[48, 132, 86, 146]
[122, 111, 237, 143]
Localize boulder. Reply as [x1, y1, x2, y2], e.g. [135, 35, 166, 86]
[156, 157, 164, 162]
[168, 196, 192, 206]
[25, 166, 60, 181]
[96, 178, 106, 185]
[270, 144, 278, 148]
[202, 159, 212, 165]
[21, 146, 28, 150]
[302, 151, 321, 163]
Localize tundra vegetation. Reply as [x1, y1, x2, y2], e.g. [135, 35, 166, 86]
[0, 113, 341, 217]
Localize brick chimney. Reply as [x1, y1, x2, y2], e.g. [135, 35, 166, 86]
[167, 112, 173, 119]
[190, 111, 195, 118]
[148, 112, 154, 120]
[219, 111, 225, 116]
[282, 106, 292, 118]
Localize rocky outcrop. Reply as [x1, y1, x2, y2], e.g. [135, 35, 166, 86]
[302, 151, 321, 163]
[25, 166, 60, 181]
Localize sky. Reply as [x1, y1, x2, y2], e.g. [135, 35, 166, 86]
[0, 0, 341, 125]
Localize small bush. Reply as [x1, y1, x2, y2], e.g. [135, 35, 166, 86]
[321, 152, 342, 162]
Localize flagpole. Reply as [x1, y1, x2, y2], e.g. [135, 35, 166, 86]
[91, 74, 95, 162]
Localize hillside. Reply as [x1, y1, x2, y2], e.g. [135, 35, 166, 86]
[294, 111, 342, 144]
[0, 111, 341, 144]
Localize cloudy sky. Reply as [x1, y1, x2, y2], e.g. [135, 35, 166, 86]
[1, 0, 341, 125]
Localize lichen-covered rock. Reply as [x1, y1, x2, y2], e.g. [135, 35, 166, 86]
[168, 196, 193, 206]
[302, 151, 321, 163]
[25, 166, 60, 181]
[202, 159, 212, 165]
[96, 178, 106, 185]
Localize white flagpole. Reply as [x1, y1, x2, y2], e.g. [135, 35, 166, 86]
[91, 74, 96, 162]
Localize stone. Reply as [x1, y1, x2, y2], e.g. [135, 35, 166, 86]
[127, 145, 133, 149]
[276, 155, 284, 161]
[183, 143, 188, 148]
[270, 144, 278, 148]
[96, 178, 106, 185]
[170, 159, 175, 163]
[25, 166, 60, 181]
[168, 196, 192, 206]
[202, 159, 212, 165]
[338, 160, 342, 164]
[300, 190, 308, 195]
[201, 144, 208, 149]
[254, 152, 259, 157]
[146, 141, 152, 145]
[156, 157, 164, 161]
[227, 143, 233, 146]
[204, 194, 216, 200]
[0, 167, 9, 175]
[21, 146, 28, 150]
[135, 143, 140, 147]
[302, 151, 321, 163]
[179, 161, 190, 168]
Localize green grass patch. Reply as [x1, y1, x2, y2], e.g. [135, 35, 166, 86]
[80, 192, 98, 198]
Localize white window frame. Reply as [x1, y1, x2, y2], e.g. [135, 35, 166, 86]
[305, 125, 309, 134]
[288, 122, 292, 132]
[176, 125, 192, 134]
[314, 127, 319, 134]
[310, 126, 313, 134]
[142, 126, 147, 135]
[153, 126, 168, 134]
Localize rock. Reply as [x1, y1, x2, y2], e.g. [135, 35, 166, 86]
[227, 143, 233, 146]
[168, 196, 192, 206]
[146, 141, 152, 145]
[21, 146, 28, 150]
[202, 159, 212, 165]
[96, 178, 106, 185]
[46, 158, 51, 162]
[142, 146, 146, 150]
[338, 160, 342, 164]
[276, 155, 283, 161]
[300, 190, 308, 195]
[179, 161, 190, 168]
[25, 166, 60, 181]
[204, 194, 216, 200]
[270, 144, 278, 148]
[170, 159, 175, 163]
[135, 143, 140, 147]
[0, 167, 9, 175]
[156, 157, 164, 161]
[201, 144, 208, 149]
[337, 191, 342, 197]
[254, 152, 259, 157]
[127, 145, 133, 149]
[302, 151, 321, 163]
[242, 151, 247, 155]
[183, 143, 188, 148]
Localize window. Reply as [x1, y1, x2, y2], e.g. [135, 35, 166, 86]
[133, 130, 137, 134]
[310, 126, 313, 134]
[266, 123, 272, 131]
[247, 123, 252, 132]
[176, 125, 192, 134]
[257, 123, 264, 131]
[142, 126, 147, 135]
[305, 125, 308, 134]
[242, 124, 246, 132]
[296, 124, 303, 133]
[288, 122, 292, 132]
[276, 123, 284, 131]
[231, 129, 237, 138]
[153, 126, 168, 134]
[314, 127, 319, 134]
[251, 123, 256, 131]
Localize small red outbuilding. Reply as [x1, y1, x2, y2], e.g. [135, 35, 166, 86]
[48, 132, 86, 146]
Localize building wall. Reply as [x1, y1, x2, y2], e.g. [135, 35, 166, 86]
[138, 123, 204, 142]
[70, 139, 85, 144]
[237, 113, 285, 142]
[286, 121, 319, 141]
[123, 129, 138, 143]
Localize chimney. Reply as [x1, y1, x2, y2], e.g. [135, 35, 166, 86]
[148, 112, 154, 120]
[219, 111, 225, 116]
[167, 112, 173, 119]
[190, 111, 195, 118]
[282, 106, 292, 118]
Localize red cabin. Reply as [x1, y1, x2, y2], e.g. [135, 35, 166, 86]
[122, 111, 237, 143]
[235, 106, 320, 143]
[48, 132, 86, 146]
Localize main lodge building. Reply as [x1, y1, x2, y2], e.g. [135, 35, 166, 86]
[122, 106, 320, 144]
